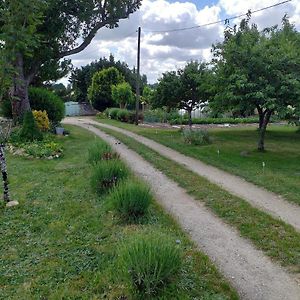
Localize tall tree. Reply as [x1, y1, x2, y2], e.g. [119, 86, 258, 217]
[212, 16, 300, 151]
[178, 61, 212, 127]
[112, 82, 134, 109]
[70, 54, 147, 102]
[152, 61, 212, 126]
[0, 0, 142, 118]
[88, 67, 124, 110]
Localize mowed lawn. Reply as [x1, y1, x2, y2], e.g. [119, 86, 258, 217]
[0, 125, 237, 299]
[97, 119, 300, 206]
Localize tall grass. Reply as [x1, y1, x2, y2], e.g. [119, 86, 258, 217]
[91, 160, 129, 194]
[110, 180, 151, 222]
[88, 141, 118, 165]
[120, 232, 182, 297]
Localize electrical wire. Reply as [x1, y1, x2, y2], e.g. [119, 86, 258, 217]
[143, 0, 292, 33]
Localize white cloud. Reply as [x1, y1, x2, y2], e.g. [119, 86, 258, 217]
[61, 0, 300, 85]
[219, 0, 300, 30]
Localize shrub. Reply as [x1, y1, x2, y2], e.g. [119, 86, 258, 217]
[182, 128, 211, 145]
[120, 232, 182, 297]
[117, 109, 130, 122]
[110, 180, 151, 222]
[19, 111, 43, 142]
[0, 98, 12, 118]
[88, 141, 118, 165]
[108, 108, 120, 120]
[91, 160, 129, 195]
[29, 87, 65, 123]
[32, 110, 50, 131]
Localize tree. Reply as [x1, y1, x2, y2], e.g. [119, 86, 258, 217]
[178, 61, 212, 127]
[112, 82, 134, 109]
[70, 54, 147, 103]
[0, 0, 142, 118]
[88, 67, 124, 111]
[151, 71, 181, 110]
[212, 16, 300, 151]
[152, 61, 212, 127]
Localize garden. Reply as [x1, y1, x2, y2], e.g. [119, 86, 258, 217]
[0, 125, 238, 299]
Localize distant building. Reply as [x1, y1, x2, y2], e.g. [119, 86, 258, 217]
[65, 102, 97, 117]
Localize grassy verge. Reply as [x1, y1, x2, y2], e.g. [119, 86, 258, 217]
[96, 118, 300, 206]
[0, 125, 238, 299]
[94, 125, 300, 274]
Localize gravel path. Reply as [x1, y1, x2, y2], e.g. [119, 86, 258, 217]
[64, 118, 300, 300]
[77, 118, 300, 232]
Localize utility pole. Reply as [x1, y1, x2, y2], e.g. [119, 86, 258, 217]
[135, 26, 141, 126]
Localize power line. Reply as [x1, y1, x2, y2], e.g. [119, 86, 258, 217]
[143, 0, 292, 34]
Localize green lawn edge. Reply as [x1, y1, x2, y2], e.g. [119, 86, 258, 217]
[93, 124, 300, 274]
[0, 125, 238, 299]
[95, 118, 300, 206]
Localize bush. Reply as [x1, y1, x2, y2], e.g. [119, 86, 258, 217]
[29, 87, 65, 123]
[91, 160, 129, 195]
[182, 128, 211, 145]
[0, 98, 12, 118]
[88, 141, 118, 165]
[110, 180, 151, 222]
[32, 110, 50, 131]
[19, 111, 43, 142]
[103, 108, 137, 123]
[117, 109, 130, 122]
[169, 117, 260, 125]
[120, 232, 182, 297]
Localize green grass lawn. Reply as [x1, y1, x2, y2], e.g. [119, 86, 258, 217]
[0, 125, 238, 299]
[95, 125, 300, 274]
[96, 119, 300, 206]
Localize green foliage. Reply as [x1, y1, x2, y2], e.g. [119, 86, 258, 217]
[29, 87, 65, 123]
[212, 16, 300, 150]
[120, 232, 182, 297]
[152, 61, 212, 126]
[112, 82, 134, 109]
[0, 98, 12, 118]
[87, 141, 118, 165]
[88, 67, 124, 111]
[182, 129, 211, 145]
[169, 117, 260, 125]
[109, 180, 151, 222]
[144, 109, 181, 123]
[91, 160, 129, 195]
[104, 108, 136, 123]
[19, 111, 43, 142]
[141, 86, 154, 105]
[70, 54, 147, 103]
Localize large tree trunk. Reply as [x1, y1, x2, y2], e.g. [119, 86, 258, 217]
[9, 53, 31, 121]
[257, 110, 272, 152]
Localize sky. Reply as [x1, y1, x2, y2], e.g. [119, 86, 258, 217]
[61, 0, 300, 85]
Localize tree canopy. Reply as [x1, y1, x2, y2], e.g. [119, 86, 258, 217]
[70, 54, 147, 102]
[152, 61, 212, 126]
[0, 0, 142, 117]
[88, 67, 124, 111]
[212, 16, 300, 150]
[112, 82, 134, 109]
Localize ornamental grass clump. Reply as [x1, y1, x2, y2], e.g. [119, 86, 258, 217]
[91, 160, 129, 195]
[88, 141, 118, 165]
[120, 232, 182, 297]
[110, 180, 151, 222]
[182, 128, 211, 145]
